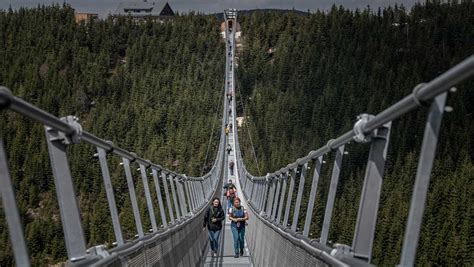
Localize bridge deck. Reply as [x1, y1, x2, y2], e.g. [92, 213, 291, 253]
[203, 108, 251, 267]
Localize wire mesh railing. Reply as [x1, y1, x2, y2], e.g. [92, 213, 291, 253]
[0, 61, 229, 265]
[235, 54, 473, 266]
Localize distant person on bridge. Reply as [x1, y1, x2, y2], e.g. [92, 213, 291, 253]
[225, 125, 229, 136]
[226, 187, 237, 211]
[203, 197, 225, 257]
[227, 144, 232, 154]
[229, 197, 249, 258]
[223, 179, 235, 196]
[229, 159, 235, 175]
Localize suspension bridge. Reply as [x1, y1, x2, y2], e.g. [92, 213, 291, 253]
[0, 9, 473, 267]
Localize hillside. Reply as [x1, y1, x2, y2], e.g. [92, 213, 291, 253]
[236, 1, 473, 266]
[0, 6, 224, 265]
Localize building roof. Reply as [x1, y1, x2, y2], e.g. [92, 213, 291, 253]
[112, 1, 174, 17]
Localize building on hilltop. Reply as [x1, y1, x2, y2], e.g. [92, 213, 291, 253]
[112, 1, 175, 21]
[75, 12, 98, 23]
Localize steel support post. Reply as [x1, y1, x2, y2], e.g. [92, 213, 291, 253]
[263, 179, 270, 213]
[200, 180, 206, 205]
[44, 126, 87, 261]
[97, 147, 123, 245]
[249, 179, 255, 203]
[152, 169, 168, 227]
[161, 171, 175, 224]
[259, 181, 265, 211]
[139, 164, 158, 232]
[191, 182, 198, 210]
[320, 145, 344, 245]
[303, 156, 323, 238]
[122, 158, 144, 238]
[184, 181, 194, 213]
[266, 179, 276, 215]
[0, 139, 30, 266]
[283, 169, 296, 227]
[276, 172, 288, 224]
[400, 93, 447, 266]
[271, 176, 282, 220]
[176, 179, 187, 217]
[352, 122, 391, 261]
[168, 174, 181, 219]
[292, 163, 308, 232]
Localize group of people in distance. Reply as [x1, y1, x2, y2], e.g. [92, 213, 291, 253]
[203, 179, 249, 258]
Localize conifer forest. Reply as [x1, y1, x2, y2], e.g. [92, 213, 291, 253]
[0, 1, 473, 266]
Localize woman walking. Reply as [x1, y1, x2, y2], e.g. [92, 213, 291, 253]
[203, 197, 225, 256]
[228, 197, 249, 258]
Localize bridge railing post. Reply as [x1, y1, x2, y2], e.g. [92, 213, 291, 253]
[97, 146, 124, 245]
[271, 174, 282, 221]
[168, 173, 181, 220]
[161, 170, 175, 224]
[0, 139, 30, 266]
[259, 180, 266, 211]
[303, 156, 323, 238]
[400, 92, 448, 266]
[265, 175, 276, 216]
[352, 120, 392, 262]
[122, 157, 144, 238]
[44, 120, 87, 261]
[176, 176, 188, 217]
[183, 179, 194, 214]
[283, 168, 296, 228]
[152, 168, 168, 227]
[139, 163, 158, 232]
[249, 177, 255, 203]
[291, 162, 308, 233]
[276, 171, 288, 224]
[320, 144, 344, 245]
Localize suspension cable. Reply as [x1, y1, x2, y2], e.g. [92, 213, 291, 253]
[200, 86, 224, 176]
[234, 69, 261, 175]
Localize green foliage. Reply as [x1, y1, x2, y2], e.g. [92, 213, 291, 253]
[237, 1, 473, 265]
[0, 5, 223, 265]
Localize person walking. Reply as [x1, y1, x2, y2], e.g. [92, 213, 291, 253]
[229, 197, 249, 258]
[223, 179, 235, 196]
[227, 144, 232, 154]
[203, 197, 225, 257]
[229, 160, 235, 175]
[226, 187, 236, 211]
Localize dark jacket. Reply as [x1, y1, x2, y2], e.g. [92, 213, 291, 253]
[203, 205, 225, 231]
[223, 182, 235, 190]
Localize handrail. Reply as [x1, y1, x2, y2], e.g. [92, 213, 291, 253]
[230, 8, 473, 266]
[243, 55, 474, 178]
[0, 53, 228, 265]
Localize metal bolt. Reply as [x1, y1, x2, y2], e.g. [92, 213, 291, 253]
[344, 151, 349, 155]
[450, 87, 457, 93]
[444, 106, 453, 112]
[119, 162, 124, 166]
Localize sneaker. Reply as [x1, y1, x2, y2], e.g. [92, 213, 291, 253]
[240, 249, 244, 256]
[234, 254, 239, 258]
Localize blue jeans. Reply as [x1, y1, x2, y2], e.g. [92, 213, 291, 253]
[227, 199, 232, 211]
[208, 229, 221, 252]
[230, 224, 245, 254]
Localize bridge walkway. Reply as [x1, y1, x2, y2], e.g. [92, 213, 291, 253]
[202, 97, 252, 266]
